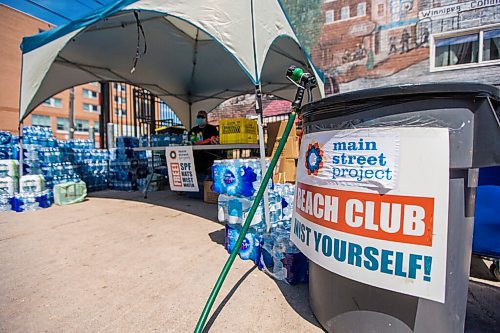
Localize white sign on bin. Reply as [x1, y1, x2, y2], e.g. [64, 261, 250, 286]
[165, 146, 199, 192]
[291, 128, 450, 303]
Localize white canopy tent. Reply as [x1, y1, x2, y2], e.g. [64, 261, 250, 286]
[19, 0, 324, 126]
[19, 0, 324, 227]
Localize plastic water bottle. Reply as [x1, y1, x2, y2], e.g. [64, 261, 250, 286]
[272, 231, 287, 281]
[217, 194, 229, 223]
[0, 131, 12, 145]
[0, 195, 11, 212]
[212, 159, 257, 197]
[260, 232, 275, 273]
[24, 193, 40, 211]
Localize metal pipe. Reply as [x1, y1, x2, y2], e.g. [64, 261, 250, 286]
[254, 85, 271, 231]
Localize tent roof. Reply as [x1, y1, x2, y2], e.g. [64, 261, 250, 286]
[19, 0, 324, 126]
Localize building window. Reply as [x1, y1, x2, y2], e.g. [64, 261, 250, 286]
[43, 97, 62, 108]
[75, 119, 89, 133]
[483, 28, 500, 62]
[325, 10, 334, 24]
[31, 114, 51, 127]
[435, 33, 479, 67]
[432, 26, 500, 71]
[357, 2, 366, 17]
[113, 82, 126, 92]
[377, 4, 385, 17]
[341, 6, 350, 20]
[114, 108, 126, 116]
[114, 96, 127, 104]
[83, 89, 98, 99]
[83, 103, 100, 113]
[56, 117, 69, 132]
[93, 122, 100, 134]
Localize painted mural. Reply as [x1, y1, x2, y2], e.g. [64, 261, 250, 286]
[280, 0, 500, 94]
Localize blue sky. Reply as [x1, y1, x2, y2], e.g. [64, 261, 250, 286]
[1, 0, 116, 25]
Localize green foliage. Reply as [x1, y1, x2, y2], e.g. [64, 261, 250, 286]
[280, 0, 323, 53]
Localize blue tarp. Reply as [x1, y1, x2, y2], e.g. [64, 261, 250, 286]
[2, 0, 115, 25]
[473, 166, 500, 258]
[19, 0, 137, 53]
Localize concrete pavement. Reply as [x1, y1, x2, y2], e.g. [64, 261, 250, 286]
[0, 190, 498, 332]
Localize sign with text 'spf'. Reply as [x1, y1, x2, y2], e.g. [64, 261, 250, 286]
[165, 146, 199, 192]
[291, 128, 450, 303]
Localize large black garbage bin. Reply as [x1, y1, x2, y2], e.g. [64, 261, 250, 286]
[299, 83, 500, 333]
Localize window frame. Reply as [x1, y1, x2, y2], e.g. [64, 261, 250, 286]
[377, 3, 385, 18]
[430, 23, 500, 72]
[113, 83, 126, 92]
[357, 2, 366, 17]
[325, 9, 335, 25]
[31, 114, 51, 128]
[56, 117, 69, 133]
[340, 6, 350, 20]
[83, 103, 100, 113]
[43, 97, 62, 108]
[114, 108, 127, 117]
[74, 119, 90, 133]
[114, 96, 127, 104]
[82, 88, 98, 99]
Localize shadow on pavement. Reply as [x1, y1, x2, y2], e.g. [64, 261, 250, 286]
[202, 265, 257, 333]
[88, 189, 218, 222]
[208, 228, 225, 246]
[88, 190, 321, 330]
[207, 227, 321, 330]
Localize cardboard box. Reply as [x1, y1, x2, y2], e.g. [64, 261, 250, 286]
[273, 157, 297, 183]
[203, 180, 219, 204]
[272, 136, 300, 159]
[266, 120, 297, 156]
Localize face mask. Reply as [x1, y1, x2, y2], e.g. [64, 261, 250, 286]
[196, 118, 206, 126]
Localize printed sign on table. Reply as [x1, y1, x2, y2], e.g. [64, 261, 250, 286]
[291, 128, 450, 303]
[165, 146, 199, 192]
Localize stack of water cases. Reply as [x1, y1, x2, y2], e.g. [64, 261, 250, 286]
[213, 159, 308, 284]
[0, 157, 19, 212]
[59, 139, 109, 192]
[0, 130, 20, 160]
[148, 131, 188, 147]
[108, 136, 149, 191]
[0, 130, 19, 211]
[14, 127, 55, 212]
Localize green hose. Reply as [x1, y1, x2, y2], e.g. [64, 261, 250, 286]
[194, 111, 297, 333]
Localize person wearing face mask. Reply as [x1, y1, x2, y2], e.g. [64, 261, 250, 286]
[188, 110, 219, 176]
[188, 110, 218, 145]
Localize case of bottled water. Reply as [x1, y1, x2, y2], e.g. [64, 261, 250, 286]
[212, 159, 273, 197]
[108, 136, 149, 191]
[217, 173, 307, 284]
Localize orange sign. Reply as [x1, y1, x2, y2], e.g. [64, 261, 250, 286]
[295, 182, 435, 246]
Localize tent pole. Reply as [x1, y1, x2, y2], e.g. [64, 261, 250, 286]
[189, 103, 192, 129]
[18, 121, 24, 178]
[254, 85, 271, 232]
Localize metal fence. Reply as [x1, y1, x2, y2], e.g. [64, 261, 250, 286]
[107, 82, 182, 139]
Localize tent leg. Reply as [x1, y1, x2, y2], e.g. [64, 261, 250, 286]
[19, 122, 23, 178]
[255, 86, 271, 232]
[189, 103, 192, 129]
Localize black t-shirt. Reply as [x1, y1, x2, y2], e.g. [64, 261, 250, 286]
[188, 124, 219, 175]
[188, 124, 218, 142]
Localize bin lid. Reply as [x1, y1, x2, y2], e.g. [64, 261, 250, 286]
[302, 82, 499, 117]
